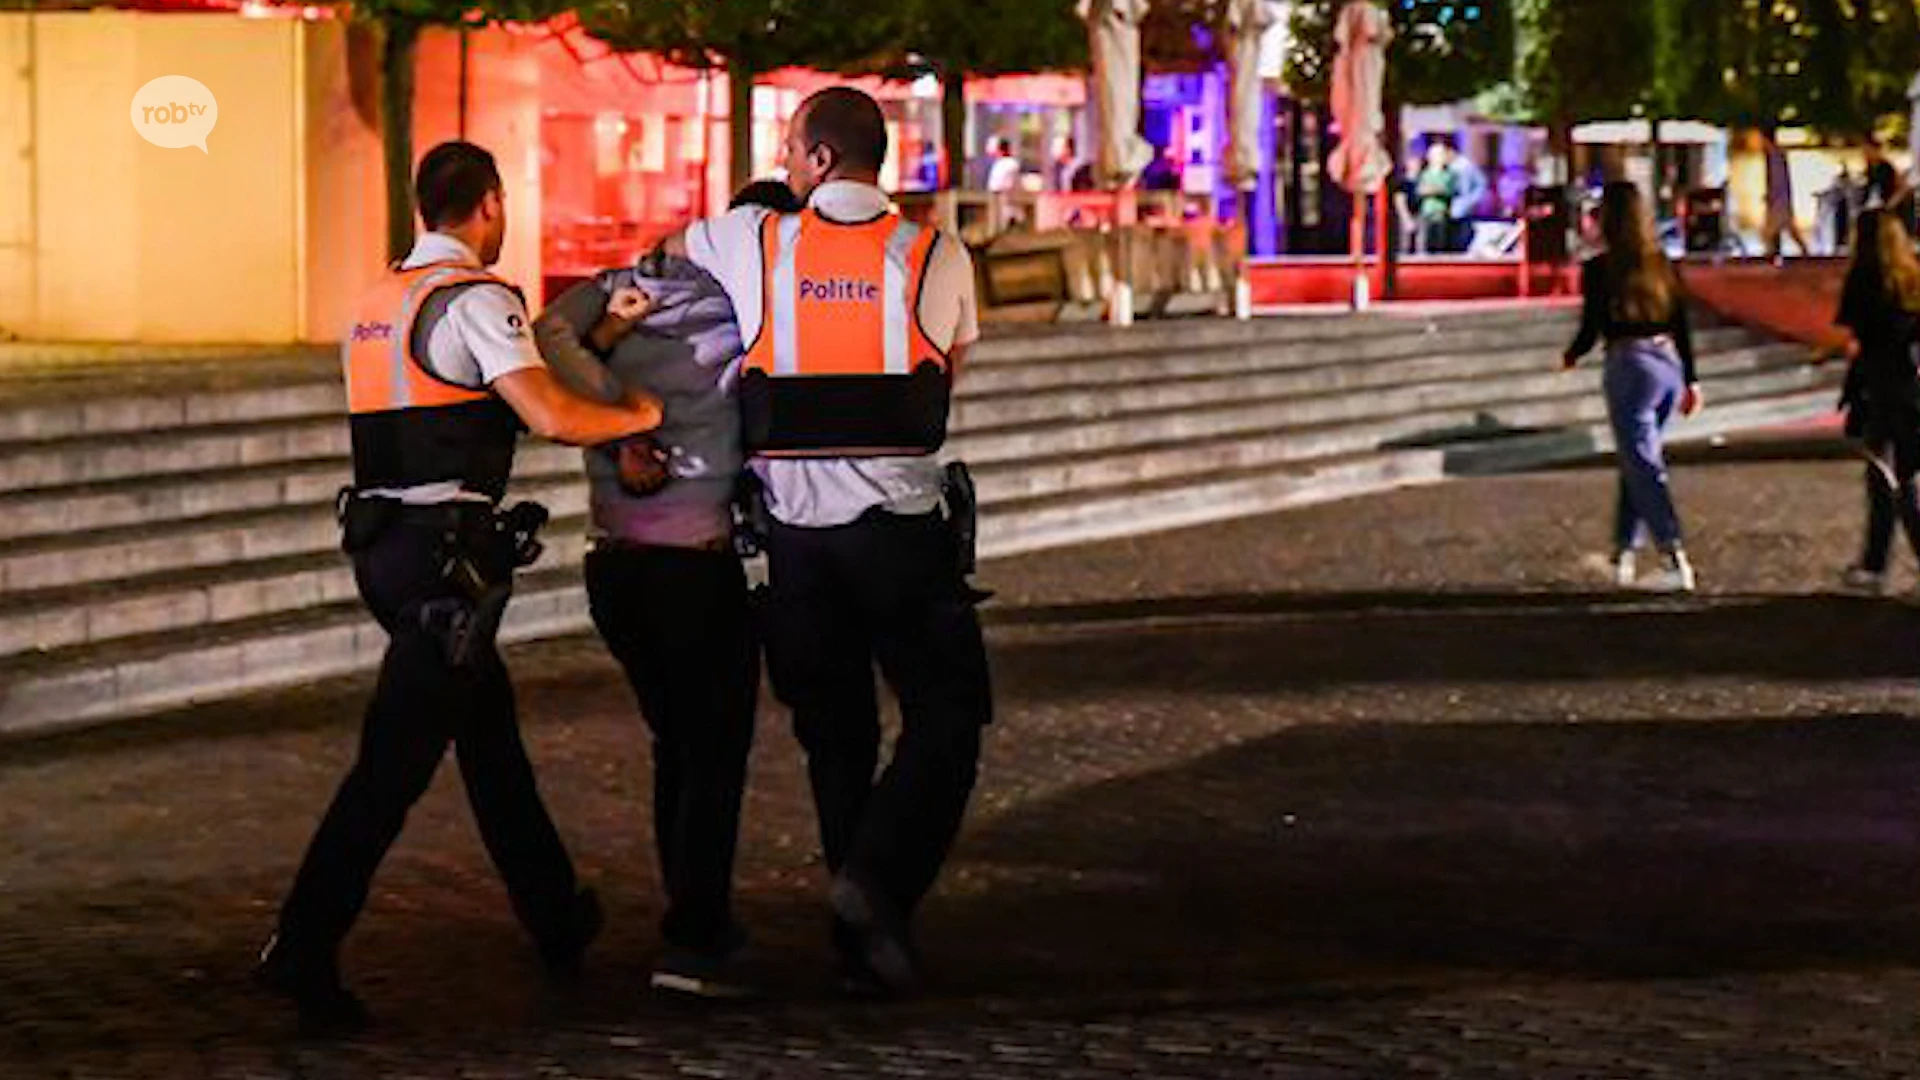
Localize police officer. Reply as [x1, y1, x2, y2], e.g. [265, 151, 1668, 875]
[665, 87, 990, 995]
[256, 141, 663, 1033]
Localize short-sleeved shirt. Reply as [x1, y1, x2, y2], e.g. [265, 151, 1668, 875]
[365, 232, 544, 505]
[685, 180, 980, 528]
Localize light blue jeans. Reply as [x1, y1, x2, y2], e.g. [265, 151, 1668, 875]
[1603, 338, 1686, 553]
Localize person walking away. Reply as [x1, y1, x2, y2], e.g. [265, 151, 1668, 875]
[1416, 142, 1457, 256]
[257, 141, 665, 1034]
[1448, 145, 1489, 254]
[1827, 209, 1920, 594]
[662, 86, 991, 996]
[1763, 127, 1811, 265]
[530, 180, 804, 998]
[1563, 181, 1705, 593]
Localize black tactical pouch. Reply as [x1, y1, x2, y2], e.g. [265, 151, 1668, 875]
[422, 501, 549, 670]
[942, 461, 980, 576]
[730, 472, 773, 559]
[337, 487, 401, 555]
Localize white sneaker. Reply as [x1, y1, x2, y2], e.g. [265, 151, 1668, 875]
[1840, 566, 1889, 595]
[1643, 550, 1697, 594]
[1612, 550, 1637, 588]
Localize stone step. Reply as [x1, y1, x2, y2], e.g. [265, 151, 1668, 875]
[952, 345, 1816, 465]
[965, 306, 1557, 366]
[979, 385, 1840, 557]
[0, 565, 591, 738]
[0, 472, 591, 595]
[0, 528, 592, 661]
[0, 324, 1578, 495]
[0, 442, 584, 544]
[0, 356, 1832, 656]
[959, 321, 1759, 399]
[0, 313, 1558, 449]
[968, 358, 1823, 505]
[955, 330, 1773, 431]
[0, 381, 1837, 737]
[0, 345, 1807, 596]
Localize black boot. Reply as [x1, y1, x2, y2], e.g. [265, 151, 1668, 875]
[535, 887, 604, 978]
[254, 933, 371, 1037]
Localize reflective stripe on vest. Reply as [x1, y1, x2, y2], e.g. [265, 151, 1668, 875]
[343, 262, 505, 414]
[744, 210, 944, 380]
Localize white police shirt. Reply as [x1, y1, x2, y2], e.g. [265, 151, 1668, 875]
[685, 180, 980, 529]
[365, 232, 546, 505]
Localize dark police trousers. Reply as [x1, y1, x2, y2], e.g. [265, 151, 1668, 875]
[762, 508, 992, 918]
[275, 513, 580, 957]
[585, 544, 758, 954]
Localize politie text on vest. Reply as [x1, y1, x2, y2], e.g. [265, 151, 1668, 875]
[798, 277, 881, 303]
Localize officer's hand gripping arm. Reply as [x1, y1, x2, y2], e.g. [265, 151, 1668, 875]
[493, 366, 662, 448]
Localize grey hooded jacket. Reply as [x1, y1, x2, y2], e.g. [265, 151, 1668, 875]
[534, 255, 744, 549]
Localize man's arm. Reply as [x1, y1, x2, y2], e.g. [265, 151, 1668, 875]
[448, 282, 660, 446]
[532, 281, 625, 404]
[493, 367, 661, 447]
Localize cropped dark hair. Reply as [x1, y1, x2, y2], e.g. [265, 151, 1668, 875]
[800, 87, 888, 174]
[729, 179, 804, 214]
[415, 141, 501, 230]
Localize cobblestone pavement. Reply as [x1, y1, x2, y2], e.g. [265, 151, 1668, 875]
[8, 440, 1920, 1078]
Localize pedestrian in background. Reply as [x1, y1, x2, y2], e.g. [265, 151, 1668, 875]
[1448, 144, 1488, 254]
[1762, 127, 1811, 265]
[1828, 209, 1920, 595]
[1416, 142, 1457, 256]
[1564, 181, 1704, 593]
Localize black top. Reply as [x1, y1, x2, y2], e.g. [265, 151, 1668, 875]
[1835, 270, 1920, 415]
[1566, 255, 1698, 384]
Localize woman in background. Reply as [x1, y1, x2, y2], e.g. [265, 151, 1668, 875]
[1563, 181, 1704, 593]
[1830, 209, 1920, 594]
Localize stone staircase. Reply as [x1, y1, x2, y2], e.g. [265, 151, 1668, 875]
[0, 309, 1836, 735]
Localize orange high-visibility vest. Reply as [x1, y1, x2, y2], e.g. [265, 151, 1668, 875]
[342, 261, 523, 498]
[738, 210, 952, 457]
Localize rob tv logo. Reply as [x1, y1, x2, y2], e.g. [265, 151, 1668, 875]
[129, 75, 219, 153]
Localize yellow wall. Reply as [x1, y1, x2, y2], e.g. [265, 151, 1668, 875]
[0, 14, 545, 345]
[0, 12, 304, 343]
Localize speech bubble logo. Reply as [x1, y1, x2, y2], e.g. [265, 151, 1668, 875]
[130, 75, 218, 153]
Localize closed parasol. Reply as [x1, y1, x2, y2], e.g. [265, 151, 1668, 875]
[1079, 0, 1155, 188]
[1222, 0, 1278, 192]
[1327, 0, 1393, 196]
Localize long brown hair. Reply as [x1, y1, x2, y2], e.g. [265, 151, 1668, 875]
[1847, 208, 1920, 312]
[1598, 181, 1678, 324]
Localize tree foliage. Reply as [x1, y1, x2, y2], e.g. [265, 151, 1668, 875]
[871, 0, 1086, 188]
[349, 0, 571, 260]
[580, 0, 897, 187]
[1674, 0, 1920, 136]
[1286, 0, 1516, 106]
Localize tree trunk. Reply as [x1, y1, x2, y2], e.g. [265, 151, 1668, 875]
[940, 65, 968, 191]
[380, 19, 420, 263]
[1648, 114, 1666, 216]
[1382, 91, 1402, 298]
[728, 55, 756, 193]
[1548, 113, 1574, 188]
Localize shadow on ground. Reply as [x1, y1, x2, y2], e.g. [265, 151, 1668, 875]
[6, 585, 1920, 1062]
[988, 589, 1920, 693]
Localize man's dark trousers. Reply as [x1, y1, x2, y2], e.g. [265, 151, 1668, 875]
[275, 516, 581, 959]
[585, 544, 758, 954]
[763, 508, 992, 918]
